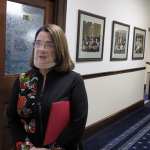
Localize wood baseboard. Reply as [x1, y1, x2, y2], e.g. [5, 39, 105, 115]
[84, 100, 144, 139]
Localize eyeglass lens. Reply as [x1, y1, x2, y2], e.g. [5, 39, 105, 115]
[34, 40, 55, 49]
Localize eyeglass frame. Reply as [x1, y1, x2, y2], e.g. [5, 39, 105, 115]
[33, 40, 55, 49]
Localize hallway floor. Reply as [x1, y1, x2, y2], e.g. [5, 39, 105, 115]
[83, 102, 150, 150]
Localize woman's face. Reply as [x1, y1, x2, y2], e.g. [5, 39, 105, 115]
[33, 31, 56, 69]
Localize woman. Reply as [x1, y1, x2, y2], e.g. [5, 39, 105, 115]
[7, 24, 88, 150]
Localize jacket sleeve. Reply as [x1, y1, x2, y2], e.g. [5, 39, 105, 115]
[7, 78, 26, 145]
[55, 74, 88, 148]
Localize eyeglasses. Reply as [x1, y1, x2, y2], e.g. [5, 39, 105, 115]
[33, 40, 55, 49]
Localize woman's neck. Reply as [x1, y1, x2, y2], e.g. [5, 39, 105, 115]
[39, 69, 48, 92]
[39, 69, 49, 76]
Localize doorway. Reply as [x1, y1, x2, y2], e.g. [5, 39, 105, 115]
[0, 0, 67, 149]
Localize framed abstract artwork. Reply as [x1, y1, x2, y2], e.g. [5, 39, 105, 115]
[110, 21, 130, 61]
[76, 10, 105, 61]
[132, 27, 146, 60]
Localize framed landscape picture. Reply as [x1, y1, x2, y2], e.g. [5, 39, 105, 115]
[76, 10, 105, 61]
[132, 27, 146, 60]
[110, 21, 130, 61]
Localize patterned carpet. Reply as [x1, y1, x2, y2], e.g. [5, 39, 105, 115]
[83, 103, 150, 150]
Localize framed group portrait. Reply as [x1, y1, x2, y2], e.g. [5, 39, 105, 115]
[110, 21, 130, 61]
[132, 27, 146, 60]
[76, 10, 105, 61]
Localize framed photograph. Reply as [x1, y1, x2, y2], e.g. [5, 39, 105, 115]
[132, 27, 146, 60]
[110, 21, 130, 61]
[76, 10, 105, 61]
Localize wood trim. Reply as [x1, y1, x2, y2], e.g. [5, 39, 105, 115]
[83, 100, 144, 139]
[9, 0, 50, 7]
[0, 0, 6, 75]
[82, 67, 145, 80]
[7, 0, 54, 24]
[146, 62, 150, 65]
[45, 1, 54, 24]
[53, 0, 67, 31]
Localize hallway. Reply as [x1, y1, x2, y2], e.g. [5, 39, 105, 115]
[83, 102, 150, 150]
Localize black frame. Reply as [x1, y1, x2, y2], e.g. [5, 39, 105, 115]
[110, 21, 130, 61]
[132, 27, 146, 60]
[76, 10, 105, 62]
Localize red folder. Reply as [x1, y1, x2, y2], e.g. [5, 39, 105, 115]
[44, 100, 70, 145]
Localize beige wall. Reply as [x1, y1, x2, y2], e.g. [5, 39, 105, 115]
[85, 71, 145, 126]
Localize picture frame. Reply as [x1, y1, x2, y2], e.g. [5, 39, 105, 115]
[132, 27, 146, 60]
[110, 21, 130, 61]
[76, 10, 105, 62]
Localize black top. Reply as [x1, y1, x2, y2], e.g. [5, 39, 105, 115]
[7, 69, 88, 150]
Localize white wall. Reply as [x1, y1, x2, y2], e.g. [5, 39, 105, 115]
[65, 0, 150, 126]
[85, 70, 145, 126]
[66, 0, 150, 74]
